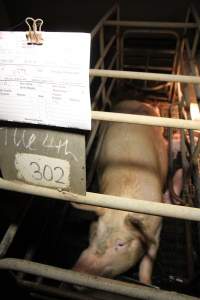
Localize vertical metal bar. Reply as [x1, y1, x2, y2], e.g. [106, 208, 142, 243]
[190, 5, 200, 58]
[100, 27, 106, 104]
[107, 78, 116, 99]
[86, 120, 100, 156]
[87, 124, 107, 189]
[120, 31, 124, 70]
[116, 3, 120, 71]
[91, 53, 117, 110]
[191, 30, 199, 58]
[144, 55, 150, 89]
[168, 37, 181, 102]
[190, 4, 200, 32]
[191, 137, 200, 165]
[183, 6, 191, 36]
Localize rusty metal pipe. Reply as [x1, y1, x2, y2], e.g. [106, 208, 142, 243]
[0, 258, 199, 300]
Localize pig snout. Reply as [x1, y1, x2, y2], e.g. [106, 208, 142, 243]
[73, 251, 100, 275]
[73, 249, 113, 277]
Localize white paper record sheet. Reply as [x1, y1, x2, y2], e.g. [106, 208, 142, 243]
[0, 31, 91, 130]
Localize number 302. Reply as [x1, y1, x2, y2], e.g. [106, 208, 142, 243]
[30, 161, 65, 184]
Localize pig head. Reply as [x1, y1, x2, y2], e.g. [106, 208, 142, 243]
[72, 100, 168, 284]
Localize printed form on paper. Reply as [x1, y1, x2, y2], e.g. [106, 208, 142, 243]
[0, 31, 91, 130]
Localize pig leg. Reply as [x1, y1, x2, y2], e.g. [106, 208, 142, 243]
[138, 225, 161, 285]
[163, 168, 183, 204]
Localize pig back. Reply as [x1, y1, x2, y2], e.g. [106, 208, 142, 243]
[98, 100, 168, 203]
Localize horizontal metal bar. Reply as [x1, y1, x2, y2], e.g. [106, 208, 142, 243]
[122, 29, 179, 39]
[0, 178, 200, 221]
[92, 110, 200, 130]
[18, 279, 95, 300]
[0, 258, 199, 300]
[123, 65, 172, 72]
[124, 48, 176, 55]
[89, 69, 200, 84]
[105, 20, 197, 29]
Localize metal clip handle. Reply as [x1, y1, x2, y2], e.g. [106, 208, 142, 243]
[25, 17, 44, 45]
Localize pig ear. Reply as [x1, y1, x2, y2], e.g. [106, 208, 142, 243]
[126, 215, 145, 232]
[71, 202, 105, 216]
[126, 214, 151, 247]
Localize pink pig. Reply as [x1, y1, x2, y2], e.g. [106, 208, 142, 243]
[72, 100, 169, 284]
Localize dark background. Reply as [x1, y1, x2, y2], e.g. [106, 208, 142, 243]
[0, 0, 200, 32]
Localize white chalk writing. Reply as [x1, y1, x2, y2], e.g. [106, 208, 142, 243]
[0, 127, 78, 161]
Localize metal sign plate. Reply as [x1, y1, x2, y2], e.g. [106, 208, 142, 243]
[0, 127, 86, 195]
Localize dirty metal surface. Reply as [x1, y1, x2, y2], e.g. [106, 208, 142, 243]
[0, 127, 86, 195]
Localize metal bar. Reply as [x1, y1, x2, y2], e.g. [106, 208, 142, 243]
[192, 30, 199, 59]
[122, 29, 179, 38]
[190, 5, 200, 32]
[99, 27, 106, 105]
[0, 224, 19, 258]
[0, 198, 32, 258]
[185, 38, 200, 105]
[191, 137, 200, 165]
[121, 29, 179, 73]
[107, 78, 116, 99]
[167, 34, 180, 101]
[91, 3, 118, 39]
[18, 279, 97, 300]
[105, 20, 197, 29]
[94, 34, 116, 71]
[0, 258, 199, 300]
[184, 38, 200, 164]
[1, 178, 200, 221]
[116, 4, 120, 71]
[89, 69, 200, 84]
[87, 124, 107, 188]
[123, 65, 173, 72]
[124, 48, 176, 55]
[86, 120, 100, 156]
[190, 5, 200, 57]
[91, 54, 117, 109]
[183, 6, 191, 36]
[92, 110, 200, 130]
[90, 34, 116, 84]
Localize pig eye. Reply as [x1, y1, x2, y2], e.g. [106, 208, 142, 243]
[115, 240, 126, 250]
